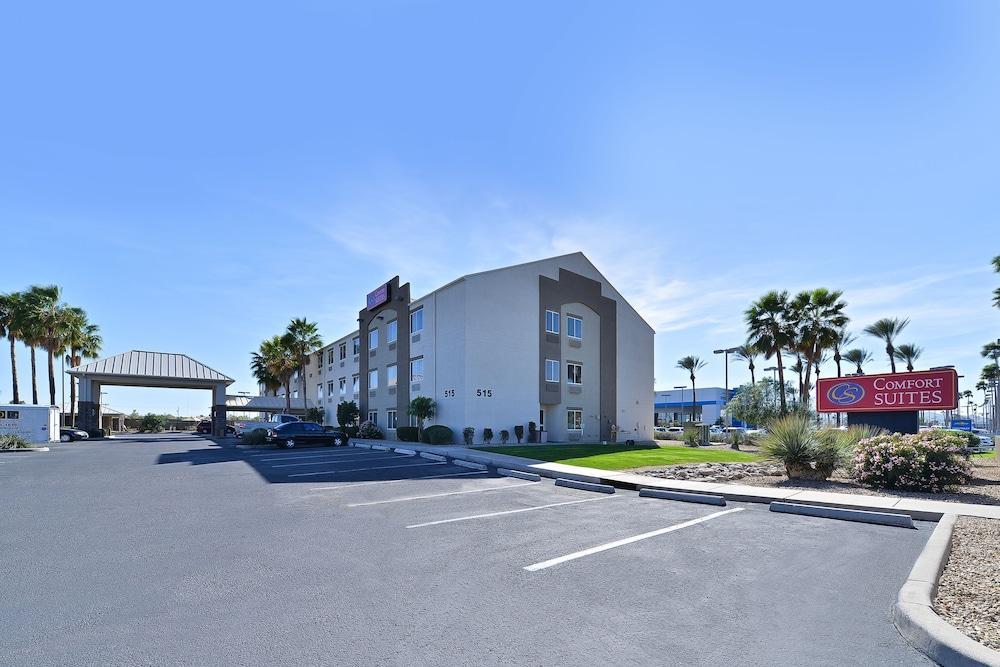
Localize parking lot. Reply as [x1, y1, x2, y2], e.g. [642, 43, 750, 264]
[1, 434, 933, 665]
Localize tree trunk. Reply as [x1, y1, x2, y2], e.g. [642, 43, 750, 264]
[690, 377, 697, 423]
[301, 365, 308, 416]
[835, 357, 842, 427]
[69, 372, 77, 426]
[9, 337, 19, 404]
[749, 362, 755, 385]
[47, 348, 56, 406]
[30, 346, 38, 404]
[284, 381, 291, 413]
[776, 351, 787, 414]
[887, 344, 896, 373]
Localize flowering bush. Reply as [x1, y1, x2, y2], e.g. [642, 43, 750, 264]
[852, 431, 973, 492]
[356, 420, 384, 440]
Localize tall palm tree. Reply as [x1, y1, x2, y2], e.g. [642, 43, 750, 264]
[24, 285, 73, 407]
[250, 346, 282, 397]
[831, 329, 855, 380]
[993, 254, 1000, 309]
[733, 343, 758, 384]
[255, 335, 297, 413]
[283, 318, 323, 415]
[63, 310, 102, 426]
[863, 317, 909, 373]
[676, 355, 707, 422]
[15, 287, 54, 404]
[788, 288, 848, 404]
[893, 343, 923, 372]
[961, 390, 974, 418]
[0, 292, 24, 404]
[843, 348, 873, 375]
[746, 290, 792, 414]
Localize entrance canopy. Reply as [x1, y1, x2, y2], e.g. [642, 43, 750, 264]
[69, 350, 234, 436]
[225, 394, 316, 415]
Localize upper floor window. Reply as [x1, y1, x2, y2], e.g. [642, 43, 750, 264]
[352, 374, 359, 394]
[339, 342, 347, 360]
[387, 319, 398, 344]
[317, 383, 323, 399]
[327, 349, 335, 365]
[545, 359, 559, 383]
[410, 307, 424, 333]
[567, 316, 583, 340]
[567, 363, 582, 385]
[369, 328, 378, 350]
[368, 369, 378, 389]
[327, 380, 335, 396]
[352, 336, 360, 355]
[387, 364, 398, 387]
[545, 310, 560, 334]
[339, 377, 346, 396]
[410, 357, 424, 383]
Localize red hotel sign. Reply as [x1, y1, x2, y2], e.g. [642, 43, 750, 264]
[816, 369, 958, 413]
[366, 282, 389, 310]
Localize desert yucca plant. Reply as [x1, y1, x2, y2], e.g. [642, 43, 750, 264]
[760, 415, 864, 480]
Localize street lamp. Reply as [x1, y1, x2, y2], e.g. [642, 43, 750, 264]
[763, 367, 779, 411]
[714, 346, 739, 425]
[673, 385, 686, 424]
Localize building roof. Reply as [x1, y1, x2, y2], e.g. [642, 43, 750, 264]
[225, 394, 315, 413]
[70, 350, 233, 383]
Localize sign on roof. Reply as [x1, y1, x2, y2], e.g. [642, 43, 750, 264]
[816, 369, 958, 413]
[367, 282, 390, 310]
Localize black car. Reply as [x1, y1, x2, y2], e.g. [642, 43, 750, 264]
[195, 420, 236, 436]
[267, 421, 349, 448]
[59, 427, 90, 442]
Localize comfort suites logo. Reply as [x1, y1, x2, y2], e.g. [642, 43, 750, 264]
[826, 381, 865, 406]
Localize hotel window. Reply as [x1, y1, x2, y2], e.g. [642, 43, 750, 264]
[567, 409, 583, 430]
[327, 349, 336, 365]
[409, 414, 418, 428]
[327, 380, 335, 396]
[368, 369, 378, 390]
[352, 336, 360, 355]
[545, 309, 560, 334]
[567, 363, 582, 385]
[293, 389, 299, 399]
[339, 377, 346, 397]
[410, 307, 424, 333]
[352, 374, 359, 394]
[387, 364, 397, 387]
[339, 342, 347, 360]
[545, 359, 559, 383]
[567, 316, 583, 340]
[410, 357, 424, 383]
[387, 319, 398, 344]
[368, 410, 378, 426]
[387, 409, 398, 430]
[369, 328, 378, 350]
[317, 383, 323, 399]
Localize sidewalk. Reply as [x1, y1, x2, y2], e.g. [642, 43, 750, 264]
[353, 438, 1000, 522]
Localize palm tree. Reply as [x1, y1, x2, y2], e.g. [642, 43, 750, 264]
[843, 348, 873, 375]
[962, 389, 974, 418]
[993, 254, 1000, 309]
[893, 343, 923, 372]
[831, 329, 855, 380]
[23, 285, 74, 407]
[250, 347, 282, 397]
[407, 396, 436, 440]
[254, 335, 297, 413]
[0, 292, 24, 404]
[63, 310, 102, 427]
[283, 318, 323, 415]
[733, 343, 758, 384]
[788, 288, 848, 404]
[676, 355, 707, 422]
[863, 317, 909, 373]
[746, 290, 793, 413]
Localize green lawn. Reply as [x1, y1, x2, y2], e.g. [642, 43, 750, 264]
[474, 443, 759, 471]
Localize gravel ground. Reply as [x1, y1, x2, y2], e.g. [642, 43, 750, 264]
[933, 516, 1000, 650]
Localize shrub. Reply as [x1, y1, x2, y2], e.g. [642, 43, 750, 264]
[654, 431, 672, 441]
[513, 425, 524, 444]
[304, 406, 326, 424]
[396, 426, 419, 442]
[759, 415, 857, 480]
[852, 431, 974, 492]
[345, 425, 359, 439]
[483, 428, 493, 445]
[357, 420, 384, 440]
[683, 431, 700, 448]
[0, 434, 32, 450]
[422, 425, 454, 445]
[499, 429, 509, 444]
[462, 427, 475, 445]
[241, 429, 268, 446]
[139, 413, 165, 433]
[337, 401, 359, 429]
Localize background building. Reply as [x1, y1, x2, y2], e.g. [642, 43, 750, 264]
[283, 253, 654, 443]
[653, 387, 734, 426]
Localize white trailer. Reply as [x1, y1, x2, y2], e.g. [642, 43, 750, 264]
[0, 405, 60, 443]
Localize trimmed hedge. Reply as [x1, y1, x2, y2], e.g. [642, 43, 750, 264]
[421, 425, 454, 445]
[240, 429, 268, 446]
[396, 426, 419, 442]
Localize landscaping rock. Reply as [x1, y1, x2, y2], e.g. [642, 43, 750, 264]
[639, 462, 784, 482]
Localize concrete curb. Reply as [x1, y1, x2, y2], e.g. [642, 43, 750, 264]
[420, 452, 447, 462]
[639, 488, 726, 506]
[0, 446, 50, 453]
[770, 502, 916, 529]
[371, 444, 391, 451]
[893, 515, 1000, 666]
[452, 460, 488, 471]
[497, 468, 542, 482]
[393, 448, 417, 456]
[555, 478, 615, 494]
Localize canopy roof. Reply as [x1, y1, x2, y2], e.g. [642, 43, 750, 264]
[69, 350, 234, 389]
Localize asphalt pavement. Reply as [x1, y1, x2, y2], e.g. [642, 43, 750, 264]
[0, 433, 933, 665]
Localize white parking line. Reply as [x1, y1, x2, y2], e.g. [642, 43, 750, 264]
[254, 451, 372, 461]
[523, 507, 745, 572]
[271, 455, 404, 468]
[406, 494, 622, 529]
[288, 461, 447, 478]
[347, 481, 539, 507]
[308, 470, 488, 491]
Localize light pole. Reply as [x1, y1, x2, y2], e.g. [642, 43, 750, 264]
[714, 346, 739, 425]
[673, 385, 686, 424]
[763, 366, 778, 412]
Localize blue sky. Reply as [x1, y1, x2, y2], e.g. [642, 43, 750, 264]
[2, 1, 998, 416]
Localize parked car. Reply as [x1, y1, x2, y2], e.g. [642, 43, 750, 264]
[653, 426, 669, 434]
[267, 421, 349, 449]
[666, 426, 684, 434]
[195, 420, 236, 436]
[59, 427, 90, 442]
[971, 429, 995, 453]
[235, 414, 300, 436]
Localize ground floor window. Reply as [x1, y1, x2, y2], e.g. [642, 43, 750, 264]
[387, 409, 397, 430]
[368, 410, 378, 425]
[567, 409, 583, 430]
[327, 380, 335, 396]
